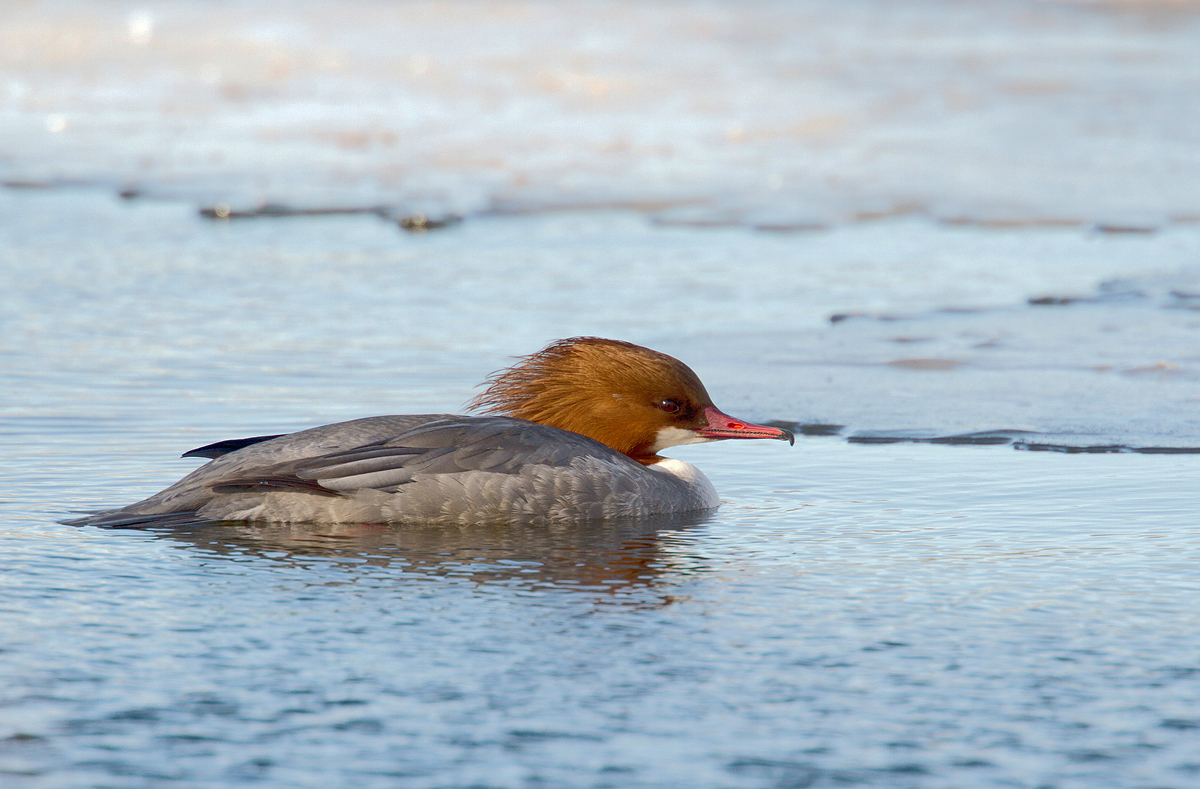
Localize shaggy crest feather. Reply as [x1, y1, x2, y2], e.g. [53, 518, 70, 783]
[467, 337, 713, 460]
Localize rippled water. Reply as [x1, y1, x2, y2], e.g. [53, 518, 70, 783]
[3, 188, 1199, 789]
[4, 1, 1200, 786]
[5, 442, 1200, 788]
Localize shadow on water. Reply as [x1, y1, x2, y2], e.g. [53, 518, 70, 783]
[113, 511, 716, 595]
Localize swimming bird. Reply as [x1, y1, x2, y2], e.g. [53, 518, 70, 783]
[71, 337, 793, 526]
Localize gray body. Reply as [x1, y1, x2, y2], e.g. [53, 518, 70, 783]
[72, 415, 720, 527]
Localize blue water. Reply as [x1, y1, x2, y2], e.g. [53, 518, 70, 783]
[5, 443, 1200, 788]
[6, 438, 1200, 789]
[3, 190, 1199, 788]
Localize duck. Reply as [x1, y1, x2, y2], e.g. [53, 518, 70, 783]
[71, 337, 793, 526]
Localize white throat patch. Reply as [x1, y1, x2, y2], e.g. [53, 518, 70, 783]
[650, 425, 715, 452]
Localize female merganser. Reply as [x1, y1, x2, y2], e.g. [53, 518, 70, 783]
[72, 337, 793, 526]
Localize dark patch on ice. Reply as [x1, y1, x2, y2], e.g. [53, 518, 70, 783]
[752, 220, 830, 233]
[3, 179, 61, 190]
[1093, 222, 1159, 234]
[198, 203, 392, 220]
[939, 214, 1086, 229]
[3, 177, 115, 191]
[887, 358, 965, 371]
[847, 430, 1029, 446]
[829, 312, 903, 324]
[767, 421, 843, 437]
[1029, 295, 1086, 306]
[398, 212, 462, 232]
[194, 202, 463, 232]
[1029, 277, 1151, 307]
[1012, 442, 1200, 455]
[836, 430, 1200, 454]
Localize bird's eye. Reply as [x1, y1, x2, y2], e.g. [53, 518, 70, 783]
[657, 399, 681, 414]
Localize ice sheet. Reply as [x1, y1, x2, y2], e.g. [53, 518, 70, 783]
[4, 0, 1200, 226]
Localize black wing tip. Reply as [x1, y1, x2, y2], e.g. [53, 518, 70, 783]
[182, 434, 285, 459]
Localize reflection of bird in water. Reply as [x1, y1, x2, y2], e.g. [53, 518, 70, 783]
[148, 512, 714, 598]
[71, 337, 791, 527]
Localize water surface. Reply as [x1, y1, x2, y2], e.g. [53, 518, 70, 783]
[3, 191, 1199, 789]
